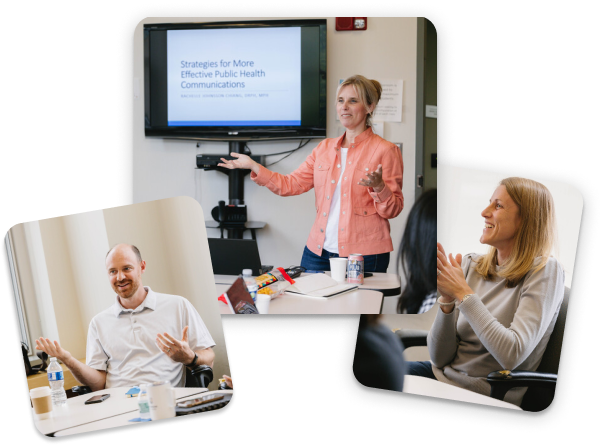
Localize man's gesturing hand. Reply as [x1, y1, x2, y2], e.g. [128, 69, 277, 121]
[156, 326, 196, 365]
[35, 338, 72, 362]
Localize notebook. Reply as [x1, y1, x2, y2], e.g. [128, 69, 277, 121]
[286, 273, 358, 298]
[208, 238, 264, 276]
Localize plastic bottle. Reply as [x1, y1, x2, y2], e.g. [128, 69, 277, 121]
[47, 357, 67, 406]
[242, 269, 258, 302]
[137, 384, 151, 421]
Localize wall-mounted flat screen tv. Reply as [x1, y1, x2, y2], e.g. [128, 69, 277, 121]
[144, 20, 327, 140]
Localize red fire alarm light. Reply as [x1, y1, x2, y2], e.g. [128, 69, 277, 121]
[335, 18, 368, 31]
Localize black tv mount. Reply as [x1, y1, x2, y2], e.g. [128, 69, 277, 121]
[197, 141, 267, 239]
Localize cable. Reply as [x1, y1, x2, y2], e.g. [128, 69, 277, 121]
[265, 139, 312, 167]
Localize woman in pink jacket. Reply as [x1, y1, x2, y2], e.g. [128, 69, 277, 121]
[219, 75, 404, 272]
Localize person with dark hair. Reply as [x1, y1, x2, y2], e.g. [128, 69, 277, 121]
[218, 75, 404, 273]
[36, 244, 215, 390]
[353, 314, 407, 392]
[397, 189, 437, 314]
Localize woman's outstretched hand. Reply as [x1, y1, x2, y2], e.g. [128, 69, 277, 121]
[218, 153, 260, 174]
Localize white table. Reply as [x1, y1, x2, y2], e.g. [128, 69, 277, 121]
[53, 390, 233, 437]
[217, 283, 383, 314]
[215, 272, 399, 314]
[403, 375, 521, 410]
[34, 386, 209, 436]
[215, 272, 401, 295]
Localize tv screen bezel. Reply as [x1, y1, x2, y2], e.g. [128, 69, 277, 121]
[144, 19, 327, 141]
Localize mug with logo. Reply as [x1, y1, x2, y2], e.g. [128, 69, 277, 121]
[147, 381, 176, 420]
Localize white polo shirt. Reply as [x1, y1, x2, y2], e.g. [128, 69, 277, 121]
[86, 287, 215, 388]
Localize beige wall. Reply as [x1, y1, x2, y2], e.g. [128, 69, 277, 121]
[38, 217, 88, 358]
[104, 197, 229, 385]
[133, 17, 418, 271]
[11, 198, 229, 389]
[9, 223, 45, 348]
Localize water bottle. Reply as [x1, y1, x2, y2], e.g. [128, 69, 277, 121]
[47, 357, 67, 406]
[242, 269, 258, 302]
[137, 384, 151, 421]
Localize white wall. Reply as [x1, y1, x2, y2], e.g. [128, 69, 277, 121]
[133, 17, 418, 271]
[439, 164, 582, 287]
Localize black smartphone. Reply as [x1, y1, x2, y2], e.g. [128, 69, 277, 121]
[365, 272, 374, 278]
[177, 394, 224, 408]
[85, 394, 110, 404]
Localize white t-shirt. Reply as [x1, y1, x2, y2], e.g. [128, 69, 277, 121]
[323, 148, 348, 253]
[86, 287, 215, 388]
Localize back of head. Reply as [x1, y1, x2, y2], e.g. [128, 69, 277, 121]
[397, 189, 437, 313]
[336, 75, 382, 127]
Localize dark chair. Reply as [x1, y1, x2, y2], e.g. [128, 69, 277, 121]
[395, 286, 570, 411]
[69, 364, 214, 397]
[185, 364, 214, 388]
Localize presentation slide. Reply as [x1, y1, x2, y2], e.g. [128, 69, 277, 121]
[167, 27, 302, 126]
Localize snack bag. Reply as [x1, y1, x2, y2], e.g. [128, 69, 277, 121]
[255, 267, 295, 299]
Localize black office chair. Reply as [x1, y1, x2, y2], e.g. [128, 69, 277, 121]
[395, 286, 570, 411]
[22, 344, 49, 376]
[70, 365, 214, 397]
[185, 364, 214, 388]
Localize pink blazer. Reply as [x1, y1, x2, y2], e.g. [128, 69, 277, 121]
[251, 127, 404, 257]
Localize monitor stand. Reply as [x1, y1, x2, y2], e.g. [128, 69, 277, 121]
[199, 140, 267, 239]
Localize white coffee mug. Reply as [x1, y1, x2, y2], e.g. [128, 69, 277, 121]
[147, 381, 176, 420]
[30, 386, 53, 420]
[329, 257, 348, 282]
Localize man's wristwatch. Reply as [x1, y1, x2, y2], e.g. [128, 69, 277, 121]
[186, 353, 198, 368]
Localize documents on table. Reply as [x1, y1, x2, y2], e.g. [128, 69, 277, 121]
[286, 273, 358, 298]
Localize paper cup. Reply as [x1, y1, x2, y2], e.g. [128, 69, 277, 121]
[30, 386, 53, 420]
[255, 293, 271, 314]
[147, 381, 176, 420]
[329, 257, 348, 282]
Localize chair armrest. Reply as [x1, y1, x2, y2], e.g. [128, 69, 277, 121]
[186, 365, 214, 388]
[487, 370, 557, 400]
[394, 329, 429, 348]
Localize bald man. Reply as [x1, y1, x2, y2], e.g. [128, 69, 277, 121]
[36, 244, 215, 391]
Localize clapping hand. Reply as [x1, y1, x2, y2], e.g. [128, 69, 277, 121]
[436, 242, 473, 302]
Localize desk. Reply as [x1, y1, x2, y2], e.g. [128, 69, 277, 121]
[217, 282, 383, 314]
[53, 390, 233, 437]
[215, 272, 399, 314]
[34, 386, 209, 436]
[403, 375, 521, 410]
[216, 272, 400, 295]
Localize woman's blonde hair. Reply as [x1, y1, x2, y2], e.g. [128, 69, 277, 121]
[475, 177, 557, 288]
[336, 75, 382, 128]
